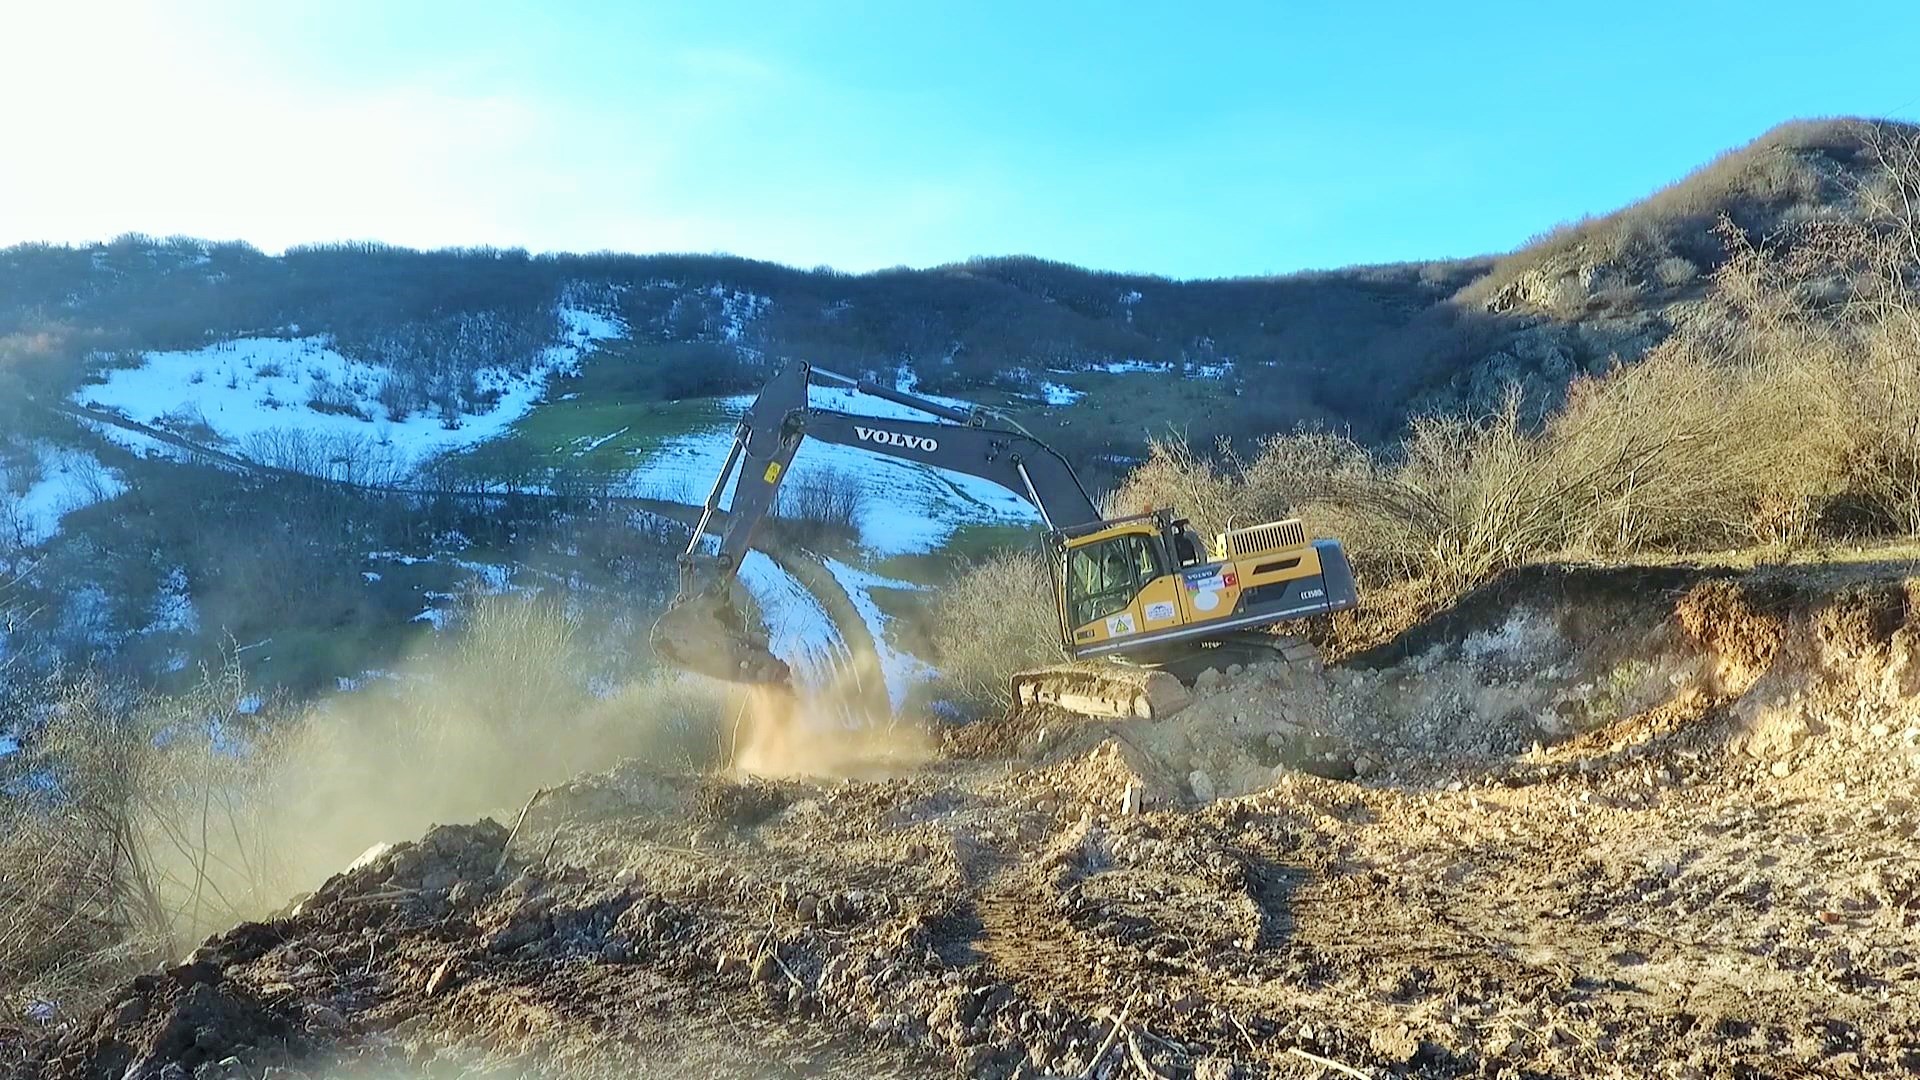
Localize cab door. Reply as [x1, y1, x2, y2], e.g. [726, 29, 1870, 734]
[1064, 530, 1179, 648]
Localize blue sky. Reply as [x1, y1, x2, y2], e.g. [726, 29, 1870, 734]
[3, 0, 1916, 277]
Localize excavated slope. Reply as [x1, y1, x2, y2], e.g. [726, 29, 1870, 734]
[15, 560, 1920, 1079]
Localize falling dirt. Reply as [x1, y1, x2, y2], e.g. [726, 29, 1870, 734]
[13, 560, 1920, 1078]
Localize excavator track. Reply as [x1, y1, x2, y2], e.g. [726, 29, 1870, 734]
[1009, 633, 1320, 723]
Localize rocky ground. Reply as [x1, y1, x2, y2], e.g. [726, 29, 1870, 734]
[9, 561, 1920, 1079]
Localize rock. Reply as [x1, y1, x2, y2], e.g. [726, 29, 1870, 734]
[424, 957, 459, 998]
[1352, 753, 1380, 779]
[1193, 1058, 1240, 1080]
[1120, 782, 1143, 816]
[1744, 710, 1819, 761]
[1188, 770, 1217, 802]
[345, 842, 393, 874]
[1195, 668, 1225, 691]
[751, 954, 780, 984]
[1226, 663, 1244, 677]
[167, 961, 222, 987]
[1770, 760, 1793, 779]
[958, 1043, 997, 1074]
[111, 996, 148, 1028]
[308, 1004, 345, 1029]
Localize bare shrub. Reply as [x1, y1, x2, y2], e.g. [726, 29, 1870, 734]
[0, 669, 272, 1018]
[772, 468, 865, 548]
[926, 548, 1059, 715]
[241, 428, 409, 487]
[376, 370, 421, 422]
[305, 375, 368, 419]
[1104, 438, 1245, 539]
[1655, 256, 1700, 287]
[1213, 343, 1852, 597]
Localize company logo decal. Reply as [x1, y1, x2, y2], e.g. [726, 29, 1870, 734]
[853, 426, 939, 452]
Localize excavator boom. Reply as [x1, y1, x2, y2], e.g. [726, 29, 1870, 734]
[651, 362, 1098, 686]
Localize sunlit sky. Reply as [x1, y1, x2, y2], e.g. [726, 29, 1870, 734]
[4, 1, 1917, 278]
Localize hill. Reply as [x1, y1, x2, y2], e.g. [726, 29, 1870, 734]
[1, 116, 1914, 701]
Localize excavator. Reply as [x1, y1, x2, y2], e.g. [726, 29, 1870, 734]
[650, 361, 1359, 720]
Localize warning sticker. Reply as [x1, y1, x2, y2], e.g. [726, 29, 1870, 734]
[1105, 613, 1136, 637]
[763, 461, 784, 483]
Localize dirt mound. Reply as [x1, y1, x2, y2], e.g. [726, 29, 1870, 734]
[690, 776, 792, 828]
[24, 929, 308, 1080]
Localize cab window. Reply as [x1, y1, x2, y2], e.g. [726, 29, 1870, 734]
[1066, 533, 1161, 627]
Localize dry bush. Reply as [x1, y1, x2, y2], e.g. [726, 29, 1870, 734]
[241, 428, 409, 487]
[926, 548, 1060, 715]
[1253, 349, 1844, 592]
[772, 467, 866, 548]
[1103, 437, 1244, 538]
[0, 672, 262, 1019]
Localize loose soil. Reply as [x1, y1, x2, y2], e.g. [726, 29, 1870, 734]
[12, 560, 1920, 1079]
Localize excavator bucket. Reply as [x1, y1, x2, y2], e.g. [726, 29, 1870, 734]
[1008, 662, 1193, 721]
[651, 585, 792, 686]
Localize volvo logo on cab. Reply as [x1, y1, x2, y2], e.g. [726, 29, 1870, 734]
[853, 426, 939, 453]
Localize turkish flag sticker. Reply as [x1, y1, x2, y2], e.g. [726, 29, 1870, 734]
[1223, 571, 1238, 588]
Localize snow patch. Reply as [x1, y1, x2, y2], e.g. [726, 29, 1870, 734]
[736, 551, 847, 690]
[0, 444, 127, 547]
[75, 306, 624, 474]
[824, 558, 935, 712]
[1076, 358, 1234, 379]
[144, 568, 198, 636]
[573, 426, 630, 456]
[1038, 381, 1085, 406]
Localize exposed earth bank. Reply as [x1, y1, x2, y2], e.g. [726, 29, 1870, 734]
[12, 560, 1920, 1079]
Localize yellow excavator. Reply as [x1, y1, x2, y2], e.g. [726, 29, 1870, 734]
[650, 362, 1358, 719]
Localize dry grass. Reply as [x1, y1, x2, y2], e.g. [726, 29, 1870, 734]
[1459, 118, 1911, 315]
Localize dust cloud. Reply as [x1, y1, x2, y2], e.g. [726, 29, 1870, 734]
[193, 595, 734, 922]
[190, 594, 935, 929]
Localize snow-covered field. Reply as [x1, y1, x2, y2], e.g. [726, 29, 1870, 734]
[0, 444, 127, 548]
[628, 383, 1040, 556]
[76, 307, 624, 472]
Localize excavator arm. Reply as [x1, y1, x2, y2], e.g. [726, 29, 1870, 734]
[651, 361, 1099, 685]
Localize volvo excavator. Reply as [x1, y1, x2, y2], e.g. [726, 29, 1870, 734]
[650, 362, 1359, 720]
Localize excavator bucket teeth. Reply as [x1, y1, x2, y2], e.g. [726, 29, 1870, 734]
[651, 594, 792, 686]
[1009, 663, 1193, 722]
